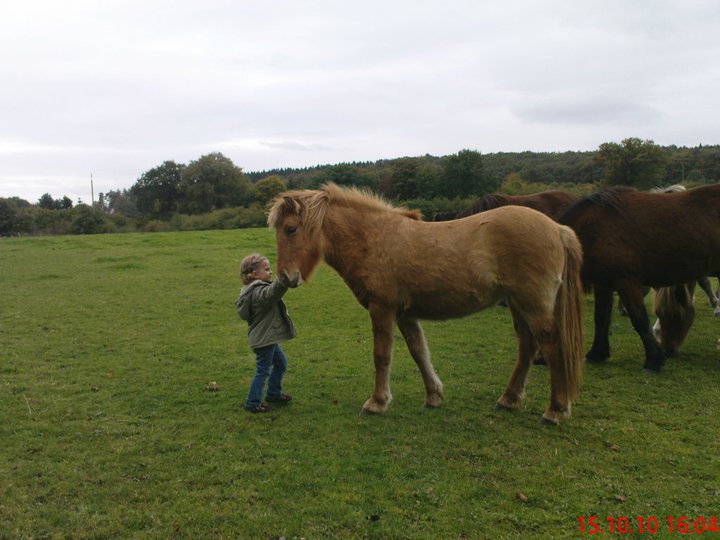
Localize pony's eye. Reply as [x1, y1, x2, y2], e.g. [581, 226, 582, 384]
[285, 226, 297, 236]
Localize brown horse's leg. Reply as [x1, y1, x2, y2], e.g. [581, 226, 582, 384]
[617, 283, 666, 372]
[586, 286, 613, 363]
[361, 304, 395, 415]
[397, 315, 444, 408]
[496, 307, 535, 412]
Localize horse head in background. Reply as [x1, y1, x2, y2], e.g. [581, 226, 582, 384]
[652, 281, 697, 356]
[269, 183, 585, 425]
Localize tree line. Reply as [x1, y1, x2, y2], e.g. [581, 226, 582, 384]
[2, 138, 719, 236]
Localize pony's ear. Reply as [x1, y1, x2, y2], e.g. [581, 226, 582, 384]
[282, 196, 300, 214]
[268, 189, 326, 232]
[268, 193, 302, 228]
[402, 208, 423, 221]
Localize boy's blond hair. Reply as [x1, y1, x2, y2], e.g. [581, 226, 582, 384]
[240, 253, 268, 285]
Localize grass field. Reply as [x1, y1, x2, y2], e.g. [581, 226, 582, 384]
[1, 229, 719, 539]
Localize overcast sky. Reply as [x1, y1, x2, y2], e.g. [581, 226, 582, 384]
[1, 0, 719, 204]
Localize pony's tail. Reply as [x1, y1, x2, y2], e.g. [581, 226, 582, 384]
[555, 226, 585, 404]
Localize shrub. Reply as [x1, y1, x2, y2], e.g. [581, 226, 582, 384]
[0, 198, 18, 236]
[71, 205, 105, 234]
[167, 205, 267, 231]
[142, 220, 173, 233]
[108, 213, 135, 232]
[35, 208, 73, 235]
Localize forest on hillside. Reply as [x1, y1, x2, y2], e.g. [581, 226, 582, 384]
[2, 138, 719, 236]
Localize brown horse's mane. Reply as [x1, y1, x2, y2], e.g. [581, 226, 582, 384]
[469, 194, 508, 213]
[268, 183, 422, 236]
[467, 194, 500, 212]
[432, 194, 510, 221]
[557, 186, 635, 223]
[433, 190, 577, 222]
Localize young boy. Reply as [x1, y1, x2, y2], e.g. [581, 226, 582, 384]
[236, 254, 299, 413]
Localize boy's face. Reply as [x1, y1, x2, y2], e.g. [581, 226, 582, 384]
[252, 260, 273, 282]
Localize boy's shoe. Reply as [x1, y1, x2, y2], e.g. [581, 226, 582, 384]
[265, 393, 292, 404]
[246, 402, 272, 413]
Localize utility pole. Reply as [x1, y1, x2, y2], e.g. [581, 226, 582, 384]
[90, 173, 95, 208]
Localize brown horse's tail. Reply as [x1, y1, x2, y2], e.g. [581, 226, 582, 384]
[555, 226, 585, 403]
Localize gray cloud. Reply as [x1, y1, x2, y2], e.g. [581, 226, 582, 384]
[512, 96, 661, 126]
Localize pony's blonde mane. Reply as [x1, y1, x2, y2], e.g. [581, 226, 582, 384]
[267, 183, 421, 236]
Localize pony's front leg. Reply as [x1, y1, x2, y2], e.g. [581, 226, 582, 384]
[618, 284, 665, 372]
[360, 304, 395, 415]
[586, 286, 613, 363]
[397, 315, 444, 408]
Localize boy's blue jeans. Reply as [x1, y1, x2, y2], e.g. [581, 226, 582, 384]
[245, 343, 287, 409]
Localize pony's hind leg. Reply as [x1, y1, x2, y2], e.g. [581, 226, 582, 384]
[496, 307, 535, 412]
[534, 321, 573, 425]
[397, 315, 444, 408]
[506, 305, 573, 425]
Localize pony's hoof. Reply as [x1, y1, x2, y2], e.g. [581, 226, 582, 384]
[495, 391, 524, 411]
[532, 356, 547, 366]
[642, 368, 660, 376]
[424, 393, 444, 408]
[360, 397, 390, 416]
[541, 415, 560, 426]
[585, 355, 608, 364]
[643, 356, 664, 373]
[494, 400, 517, 412]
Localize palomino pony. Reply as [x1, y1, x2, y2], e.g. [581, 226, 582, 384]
[268, 183, 584, 424]
[557, 184, 720, 372]
[433, 190, 578, 222]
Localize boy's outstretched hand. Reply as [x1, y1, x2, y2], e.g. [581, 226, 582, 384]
[279, 270, 301, 288]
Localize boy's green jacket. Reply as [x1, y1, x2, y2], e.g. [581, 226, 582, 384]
[236, 279, 297, 349]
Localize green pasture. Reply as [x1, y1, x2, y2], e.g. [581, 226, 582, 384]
[1, 230, 718, 539]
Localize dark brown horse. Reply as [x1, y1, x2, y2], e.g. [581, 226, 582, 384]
[433, 191, 578, 221]
[557, 184, 720, 372]
[647, 185, 718, 356]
